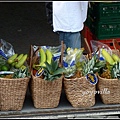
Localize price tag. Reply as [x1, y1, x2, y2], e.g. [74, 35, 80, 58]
[35, 68, 44, 77]
[86, 73, 98, 85]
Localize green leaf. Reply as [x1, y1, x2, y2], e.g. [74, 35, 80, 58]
[95, 61, 106, 67]
[52, 68, 65, 76]
[44, 76, 48, 80]
[41, 58, 64, 81]
[49, 76, 55, 81]
[44, 62, 52, 73]
[55, 74, 62, 78]
[48, 74, 53, 79]
[51, 59, 58, 72]
[43, 68, 49, 74]
[49, 75, 61, 81]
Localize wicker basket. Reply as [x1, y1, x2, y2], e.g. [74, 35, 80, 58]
[30, 73, 63, 108]
[97, 39, 120, 104]
[0, 77, 30, 111]
[63, 76, 96, 108]
[28, 41, 65, 108]
[97, 75, 120, 104]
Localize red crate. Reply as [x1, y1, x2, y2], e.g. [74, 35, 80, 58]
[82, 25, 120, 50]
[97, 38, 120, 49]
[81, 25, 96, 52]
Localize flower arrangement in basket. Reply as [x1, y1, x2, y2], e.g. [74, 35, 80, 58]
[29, 42, 65, 108]
[0, 52, 30, 111]
[91, 39, 120, 104]
[95, 40, 120, 105]
[63, 46, 106, 108]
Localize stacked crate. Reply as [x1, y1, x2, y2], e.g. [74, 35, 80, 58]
[82, 2, 120, 49]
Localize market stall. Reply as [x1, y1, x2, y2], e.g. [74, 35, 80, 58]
[0, 2, 120, 119]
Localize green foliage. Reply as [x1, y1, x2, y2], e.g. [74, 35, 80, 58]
[42, 59, 65, 81]
[12, 67, 30, 78]
[111, 62, 120, 80]
[82, 54, 106, 76]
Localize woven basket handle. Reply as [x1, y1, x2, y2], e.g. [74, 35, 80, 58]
[113, 39, 120, 52]
[84, 38, 92, 59]
[59, 41, 64, 67]
[84, 38, 92, 54]
[27, 45, 33, 72]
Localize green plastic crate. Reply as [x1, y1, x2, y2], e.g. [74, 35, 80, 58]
[93, 20, 120, 40]
[92, 2, 120, 21]
[85, 15, 95, 33]
[85, 3, 96, 33]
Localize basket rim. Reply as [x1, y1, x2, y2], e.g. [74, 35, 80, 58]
[64, 76, 85, 81]
[98, 74, 118, 81]
[0, 77, 30, 81]
[64, 76, 97, 87]
[31, 71, 64, 81]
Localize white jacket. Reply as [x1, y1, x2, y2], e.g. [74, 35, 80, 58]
[53, 1, 88, 32]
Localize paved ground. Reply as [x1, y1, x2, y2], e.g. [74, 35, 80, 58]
[0, 2, 120, 119]
[0, 2, 59, 54]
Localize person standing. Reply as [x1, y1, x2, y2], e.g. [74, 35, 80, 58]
[52, 1, 88, 49]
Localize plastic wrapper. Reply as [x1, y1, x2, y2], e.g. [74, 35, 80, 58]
[90, 40, 112, 60]
[32, 44, 66, 61]
[0, 39, 15, 59]
[63, 48, 85, 78]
